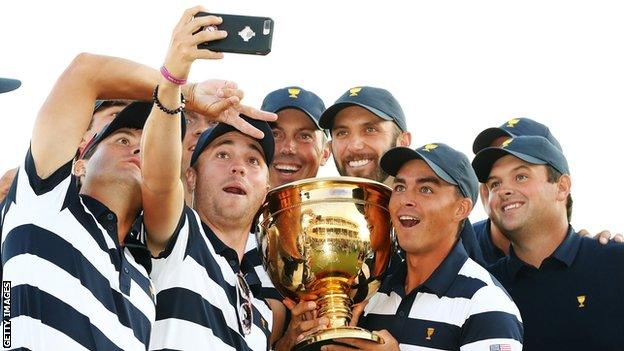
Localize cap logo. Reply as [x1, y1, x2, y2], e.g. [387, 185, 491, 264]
[349, 87, 362, 96]
[288, 88, 301, 99]
[506, 118, 520, 128]
[422, 144, 438, 152]
[501, 138, 513, 148]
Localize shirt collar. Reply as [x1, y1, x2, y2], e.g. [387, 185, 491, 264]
[380, 239, 469, 298]
[550, 226, 581, 266]
[124, 214, 152, 274]
[81, 195, 151, 273]
[81, 194, 119, 245]
[506, 226, 579, 278]
[201, 223, 262, 294]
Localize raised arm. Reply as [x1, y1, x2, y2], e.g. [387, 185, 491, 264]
[31, 54, 158, 178]
[140, 6, 277, 254]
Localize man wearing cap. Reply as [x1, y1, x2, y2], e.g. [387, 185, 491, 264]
[0, 100, 130, 204]
[262, 86, 330, 188]
[472, 118, 565, 265]
[320, 86, 485, 265]
[321, 143, 523, 351]
[142, 114, 277, 349]
[319, 86, 411, 185]
[0, 7, 269, 349]
[0, 68, 159, 349]
[78, 100, 132, 155]
[140, 7, 278, 350]
[472, 136, 624, 351]
[472, 118, 620, 265]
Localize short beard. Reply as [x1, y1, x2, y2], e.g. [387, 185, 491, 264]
[333, 142, 397, 183]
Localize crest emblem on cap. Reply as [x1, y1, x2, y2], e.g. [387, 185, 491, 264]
[506, 118, 520, 128]
[288, 88, 301, 99]
[349, 87, 362, 96]
[422, 144, 438, 152]
[501, 138, 513, 148]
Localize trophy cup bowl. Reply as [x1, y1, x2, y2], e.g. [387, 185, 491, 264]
[256, 177, 393, 350]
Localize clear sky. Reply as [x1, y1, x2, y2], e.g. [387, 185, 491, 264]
[1, 0, 622, 232]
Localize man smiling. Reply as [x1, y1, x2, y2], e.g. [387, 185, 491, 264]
[319, 86, 411, 185]
[261, 86, 330, 187]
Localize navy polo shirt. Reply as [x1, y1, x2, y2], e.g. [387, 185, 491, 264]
[488, 227, 624, 351]
[360, 240, 523, 350]
[473, 219, 506, 266]
[395, 220, 487, 268]
[458, 219, 486, 266]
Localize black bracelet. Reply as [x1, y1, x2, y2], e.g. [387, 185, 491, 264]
[152, 85, 185, 115]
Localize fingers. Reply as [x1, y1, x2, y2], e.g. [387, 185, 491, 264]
[295, 318, 330, 342]
[597, 230, 611, 245]
[291, 301, 317, 317]
[206, 96, 240, 116]
[614, 233, 624, 243]
[283, 298, 297, 310]
[320, 345, 356, 351]
[191, 29, 228, 46]
[349, 301, 368, 326]
[578, 229, 589, 237]
[217, 87, 244, 100]
[237, 104, 279, 122]
[176, 6, 208, 29]
[373, 329, 391, 344]
[220, 114, 266, 139]
[320, 339, 366, 351]
[183, 14, 223, 35]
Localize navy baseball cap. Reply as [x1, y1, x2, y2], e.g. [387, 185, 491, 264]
[81, 101, 186, 158]
[190, 115, 275, 167]
[472, 135, 570, 183]
[0, 78, 21, 94]
[380, 143, 479, 204]
[472, 117, 562, 154]
[261, 86, 327, 135]
[319, 86, 407, 132]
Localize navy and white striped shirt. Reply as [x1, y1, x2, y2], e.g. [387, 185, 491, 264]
[1, 150, 155, 350]
[149, 206, 272, 351]
[360, 240, 523, 351]
[243, 233, 282, 302]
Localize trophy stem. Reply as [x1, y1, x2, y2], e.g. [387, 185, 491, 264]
[315, 278, 352, 328]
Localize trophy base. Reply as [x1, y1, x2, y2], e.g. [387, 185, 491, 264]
[292, 326, 383, 351]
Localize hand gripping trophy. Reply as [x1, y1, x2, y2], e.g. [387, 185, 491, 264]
[257, 177, 393, 351]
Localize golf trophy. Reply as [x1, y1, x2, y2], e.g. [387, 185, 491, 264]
[256, 177, 393, 350]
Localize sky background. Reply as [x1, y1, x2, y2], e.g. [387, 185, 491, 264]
[1, 0, 623, 232]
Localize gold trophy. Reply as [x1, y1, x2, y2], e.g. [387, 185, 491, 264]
[256, 177, 393, 350]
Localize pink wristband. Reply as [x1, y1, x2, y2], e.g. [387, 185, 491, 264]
[160, 66, 187, 85]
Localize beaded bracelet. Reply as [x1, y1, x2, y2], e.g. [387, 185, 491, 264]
[152, 85, 185, 115]
[160, 66, 187, 85]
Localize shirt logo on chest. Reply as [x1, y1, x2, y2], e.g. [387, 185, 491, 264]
[577, 295, 586, 308]
[425, 327, 435, 340]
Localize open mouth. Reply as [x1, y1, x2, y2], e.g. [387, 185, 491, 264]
[223, 186, 247, 195]
[502, 202, 524, 213]
[398, 215, 421, 228]
[273, 163, 301, 175]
